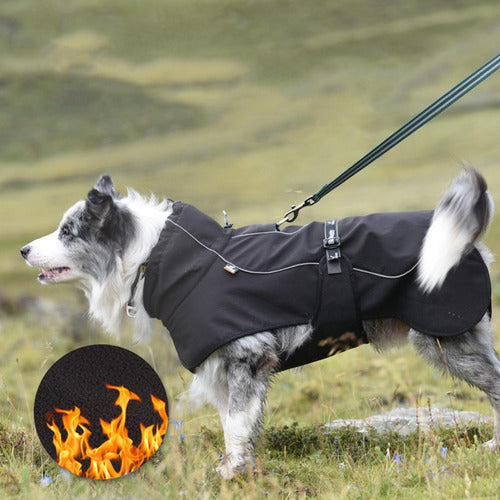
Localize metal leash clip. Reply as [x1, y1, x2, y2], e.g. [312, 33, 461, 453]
[275, 196, 316, 230]
[126, 304, 138, 318]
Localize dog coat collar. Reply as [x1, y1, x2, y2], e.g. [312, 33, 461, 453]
[143, 202, 491, 373]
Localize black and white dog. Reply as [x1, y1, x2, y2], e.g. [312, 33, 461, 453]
[21, 168, 500, 479]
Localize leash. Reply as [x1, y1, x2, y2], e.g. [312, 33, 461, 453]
[276, 52, 500, 229]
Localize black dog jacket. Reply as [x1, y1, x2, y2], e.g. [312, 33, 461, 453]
[143, 202, 491, 373]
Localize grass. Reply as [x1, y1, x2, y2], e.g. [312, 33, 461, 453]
[2, 304, 500, 498]
[0, 72, 204, 162]
[1, 0, 500, 497]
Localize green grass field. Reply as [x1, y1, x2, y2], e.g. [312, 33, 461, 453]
[1, 0, 500, 497]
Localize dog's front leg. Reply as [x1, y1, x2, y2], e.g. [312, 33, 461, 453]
[218, 392, 262, 479]
[216, 334, 278, 480]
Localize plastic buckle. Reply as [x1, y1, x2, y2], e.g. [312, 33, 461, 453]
[323, 235, 340, 250]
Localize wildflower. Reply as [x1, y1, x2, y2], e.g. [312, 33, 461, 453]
[171, 419, 185, 442]
[40, 476, 52, 486]
[58, 468, 72, 481]
[393, 454, 403, 472]
[440, 447, 448, 459]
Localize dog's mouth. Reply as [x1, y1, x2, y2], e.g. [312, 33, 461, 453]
[38, 267, 73, 284]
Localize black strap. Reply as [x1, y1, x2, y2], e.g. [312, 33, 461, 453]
[126, 262, 148, 317]
[324, 220, 341, 275]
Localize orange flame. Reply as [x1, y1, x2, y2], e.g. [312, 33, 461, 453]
[46, 384, 168, 479]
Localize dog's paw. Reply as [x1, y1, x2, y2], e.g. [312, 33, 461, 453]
[216, 455, 254, 480]
[482, 439, 500, 451]
[216, 462, 238, 480]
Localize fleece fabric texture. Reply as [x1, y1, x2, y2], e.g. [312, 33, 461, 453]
[34, 345, 168, 462]
[143, 203, 491, 372]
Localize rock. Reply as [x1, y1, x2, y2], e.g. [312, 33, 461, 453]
[324, 407, 494, 436]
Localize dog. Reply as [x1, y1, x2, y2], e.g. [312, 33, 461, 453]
[21, 168, 500, 479]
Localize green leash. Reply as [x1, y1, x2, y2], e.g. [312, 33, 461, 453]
[276, 52, 500, 229]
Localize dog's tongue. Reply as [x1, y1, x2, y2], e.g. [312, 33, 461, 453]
[38, 267, 71, 282]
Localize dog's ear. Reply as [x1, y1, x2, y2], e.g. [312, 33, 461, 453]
[86, 188, 114, 221]
[94, 174, 120, 199]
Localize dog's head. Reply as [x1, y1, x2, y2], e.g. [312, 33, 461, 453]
[21, 175, 135, 286]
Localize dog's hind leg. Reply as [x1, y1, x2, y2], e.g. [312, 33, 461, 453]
[216, 332, 279, 480]
[410, 314, 500, 449]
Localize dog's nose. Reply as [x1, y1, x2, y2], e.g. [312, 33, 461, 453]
[20, 245, 31, 259]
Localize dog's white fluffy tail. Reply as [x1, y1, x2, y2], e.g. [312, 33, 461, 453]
[417, 167, 494, 294]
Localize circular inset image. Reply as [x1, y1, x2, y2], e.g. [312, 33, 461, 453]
[34, 345, 168, 479]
